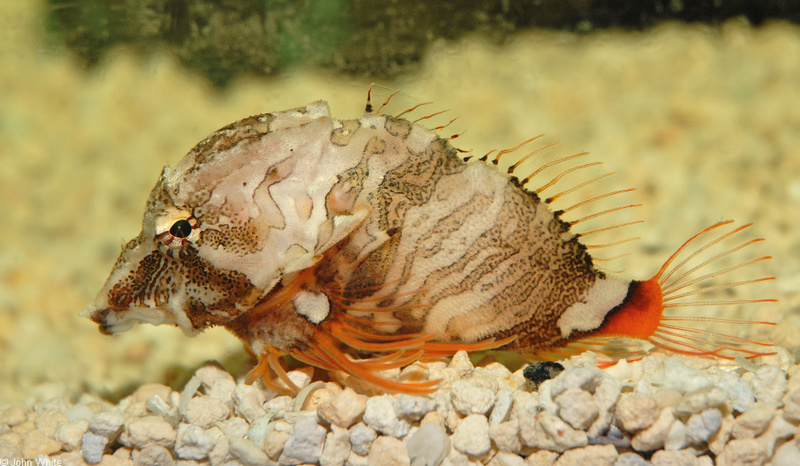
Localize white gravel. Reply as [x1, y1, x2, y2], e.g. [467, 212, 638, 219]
[2, 349, 800, 465]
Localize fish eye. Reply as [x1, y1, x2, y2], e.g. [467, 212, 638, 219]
[169, 219, 193, 238]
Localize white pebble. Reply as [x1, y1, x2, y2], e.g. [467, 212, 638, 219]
[394, 394, 437, 420]
[551, 367, 599, 396]
[534, 411, 587, 452]
[320, 424, 350, 466]
[554, 444, 617, 466]
[263, 427, 290, 460]
[772, 437, 800, 466]
[614, 452, 649, 466]
[287, 368, 313, 390]
[208, 436, 231, 466]
[64, 404, 94, 422]
[589, 372, 621, 437]
[350, 422, 378, 456]
[675, 387, 727, 414]
[1, 407, 27, 426]
[54, 419, 89, 451]
[489, 419, 521, 453]
[174, 423, 216, 460]
[731, 402, 774, 439]
[484, 362, 513, 380]
[664, 420, 688, 451]
[88, 410, 124, 438]
[195, 362, 235, 388]
[717, 438, 769, 466]
[555, 387, 598, 430]
[407, 422, 449, 466]
[364, 395, 411, 438]
[232, 383, 268, 423]
[183, 396, 231, 428]
[490, 389, 514, 425]
[714, 371, 755, 413]
[450, 380, 495, 415]
[217, 416, 250, 439]
[265, 395, 294, 414]
[81, 431, 107, 464]
[368, 436, 410, 466]
[318, 388, 367, 428]
[490, 451, 525, 466]
[616, 395, 659, 431]
[782, 389, 800, 421]
[229, 437, 270, 466]
[126, 414, 176, 449]
[631, 408, 675, 452]
[651, 358, 713, 394]
[686, 408, 722, 444]
[246, 414, 275, 447]
[515, 391, 541, 448]
[348, 451, 370, 466]
[524, 449, 559, 465]
[279, 415, 327, 464]
[452, 414, 490, 456]
[137, 444, 176, 466]
[146, 394, 180, 426]
[448, 351, 474, 375]
[751, 366, 787, 405]
[650, 449, 697, 466]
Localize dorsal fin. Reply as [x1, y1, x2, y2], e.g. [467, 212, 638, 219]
[471, 136, 644, 272]
[365, 86, 642, 272]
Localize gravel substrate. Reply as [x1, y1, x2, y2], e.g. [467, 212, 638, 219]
[3, 349, 800, 465]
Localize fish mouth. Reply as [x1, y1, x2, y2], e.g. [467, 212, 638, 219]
[82, 304, 176, 335]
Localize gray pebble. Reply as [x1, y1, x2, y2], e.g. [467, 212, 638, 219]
[395, 394, 437, 420]
[489, 389, 514, 425]
[613, 452, 649, 466]
[319, 424, 351, 466]
[686, 408, 722, 444]
[406, 422, 449, 466]
[279, 415, 327, 464]
[232, 383, 268, 423]
[350, 422, 378, 456]
[364, 395, 411, 438]
[81, 431, 108, 464]
[88, 410, 124, 438]
[175, 423, 216, 460]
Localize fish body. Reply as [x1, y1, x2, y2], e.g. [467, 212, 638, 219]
[84, 99, 774, 392]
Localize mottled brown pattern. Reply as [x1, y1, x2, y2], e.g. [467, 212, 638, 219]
[364, 136, 387, 155]
[330, 119, 361, 146]
[108, 251, 177, 308]
[188, 113, 275, 168]
[372, 138, 465, 230]
[200, 221, 263, 256]
[384, 116, 413, 139]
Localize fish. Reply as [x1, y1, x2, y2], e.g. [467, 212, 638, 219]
[83, 90, 777, 393]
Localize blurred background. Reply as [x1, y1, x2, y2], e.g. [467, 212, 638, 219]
[2, 0, 800, 407]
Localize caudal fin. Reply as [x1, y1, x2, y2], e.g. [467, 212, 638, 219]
[594, 220, 777, 360]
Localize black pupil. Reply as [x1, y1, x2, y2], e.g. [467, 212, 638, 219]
[169, 219, 193, 238]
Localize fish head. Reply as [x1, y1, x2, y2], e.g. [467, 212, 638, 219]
[83, 167, 264, 336]
[84, 102, 342, 337]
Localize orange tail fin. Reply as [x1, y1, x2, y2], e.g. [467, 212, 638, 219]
[594, 220, 776, 360]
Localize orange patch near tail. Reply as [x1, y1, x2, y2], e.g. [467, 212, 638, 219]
[595, 278, 663, 340]
[592, 221, 777, 360]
